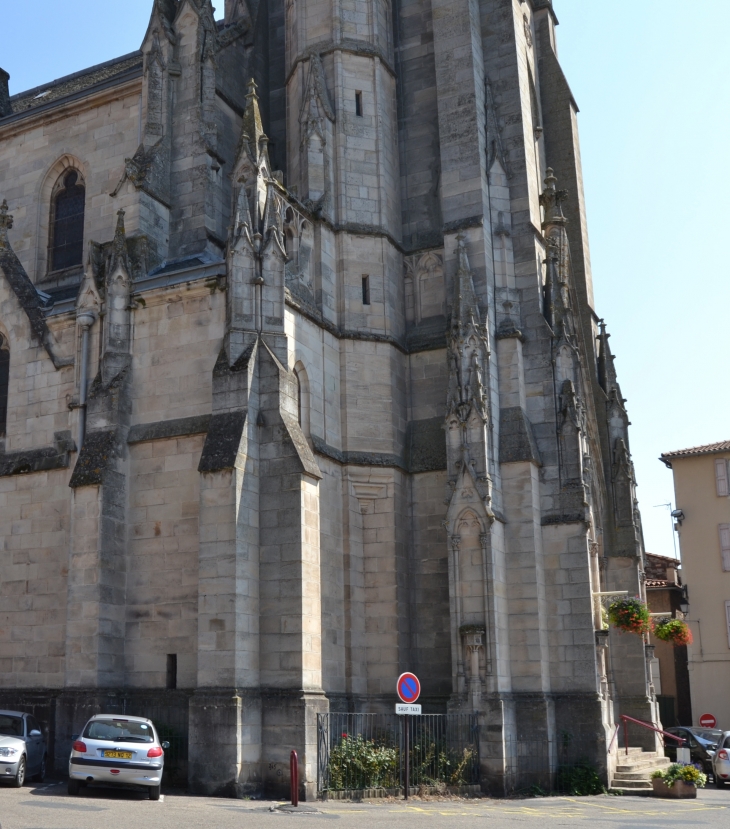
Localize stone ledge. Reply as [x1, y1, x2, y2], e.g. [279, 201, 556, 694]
[128, 414, 211, 444]
[0, 430, 75, 478]
[198, 411, 247, 473]
[312, 435, 406, 472]
[499, 407, 542, 465]
[68, 429, 120, 488]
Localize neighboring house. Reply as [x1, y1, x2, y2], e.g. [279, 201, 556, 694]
[0, 0, 657, 797]
[661, 441, 730, 730]
[644, 553, 692, 727]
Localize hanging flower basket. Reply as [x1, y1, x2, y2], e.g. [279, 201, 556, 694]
[653, 618, 693, 646]
[607, 596, 651, 635]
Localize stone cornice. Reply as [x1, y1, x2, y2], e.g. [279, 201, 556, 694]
[287, 39, 396, 85]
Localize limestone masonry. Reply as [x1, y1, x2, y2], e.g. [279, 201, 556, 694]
[0, 0, 658, 797]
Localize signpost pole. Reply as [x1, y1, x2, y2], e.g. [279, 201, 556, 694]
[404, 716, 410, 801]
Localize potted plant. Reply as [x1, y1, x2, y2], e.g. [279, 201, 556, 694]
[607, 596, 651, 635]
[653, 618, 693, 646]
[651, 764, 706, 799]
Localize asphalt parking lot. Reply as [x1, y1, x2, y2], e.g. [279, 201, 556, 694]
[1, 781, 729, 829]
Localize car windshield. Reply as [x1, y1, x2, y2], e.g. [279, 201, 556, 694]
[691, 729, 722, 743]
[83, 719, 154, 743]
[0, 715, 23, 737]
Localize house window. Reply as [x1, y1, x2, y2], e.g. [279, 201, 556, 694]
[720, 524, 730, 571]
[716, 458, 729, 497]
[0, 335, 8, 436]
[355, 91, 363, 117]
[51, 170, 85, 271]
[362, 275, 370, 305]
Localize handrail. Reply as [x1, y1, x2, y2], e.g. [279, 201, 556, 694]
[620, 714, 686, 756]
[608, 723, 620, 753]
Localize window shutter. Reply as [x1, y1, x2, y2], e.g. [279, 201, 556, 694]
[721, 524, 730, 571]
[716, 458, 729, 497]
[726, 601, 730, 649]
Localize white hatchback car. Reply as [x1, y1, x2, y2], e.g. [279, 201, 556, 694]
[713, 731, 730, 788]
[68, 714, 169, 800]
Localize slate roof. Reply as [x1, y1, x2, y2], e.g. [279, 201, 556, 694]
[661, 440, 730, 464]
[5, 52, 142, 119]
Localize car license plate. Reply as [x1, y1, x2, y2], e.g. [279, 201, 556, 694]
[103, 750, 133, 760]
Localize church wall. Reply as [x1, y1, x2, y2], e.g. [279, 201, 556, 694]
[125, 435, 203, 689]
[0, 305, 75, 453]
[0, 85, 143, 284]
[317, 458, 346, 696]
[393, 0, 442, 252]
[408, 348, 447, 419]
[409, 469, 451, 699]
[130, 286, 225, 425]
[0, 467, 70, 689]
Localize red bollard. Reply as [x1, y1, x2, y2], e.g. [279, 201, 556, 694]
[290, 750, 299, 807]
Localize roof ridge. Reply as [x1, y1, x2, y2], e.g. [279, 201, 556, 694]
[661, 439, 730, 460]
[9, 51, 142, 102]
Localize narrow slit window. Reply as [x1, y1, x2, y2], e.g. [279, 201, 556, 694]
[362, 275, 370, 305]
[355, 91, 363, 117]
[0, 337, 8, 436]
[51, 170, 85, 272]
[166, 654, 178, 690]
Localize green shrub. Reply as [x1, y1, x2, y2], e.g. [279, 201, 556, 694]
[327, 735, 398, 790]
[555, 762, 605, 795]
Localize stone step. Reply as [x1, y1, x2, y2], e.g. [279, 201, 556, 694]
[616, 757, 670, 773]
[614, 771, 660, 782]
[612, 779, 654, 789]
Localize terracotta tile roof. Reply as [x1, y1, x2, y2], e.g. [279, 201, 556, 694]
[5, 52, 142, 118]
[646, 578, 670, 588]
[660, 440, 730, 463]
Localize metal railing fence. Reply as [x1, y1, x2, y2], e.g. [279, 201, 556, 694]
[317, 712, 479, 795]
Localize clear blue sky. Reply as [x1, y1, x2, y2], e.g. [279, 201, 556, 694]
[3, 1, 727, 560]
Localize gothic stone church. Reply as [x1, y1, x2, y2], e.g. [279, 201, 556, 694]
[0, 0, 657, 796]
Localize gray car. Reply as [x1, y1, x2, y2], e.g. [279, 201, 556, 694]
[713, 731, 730, 788]
[0, 709, 47, 787]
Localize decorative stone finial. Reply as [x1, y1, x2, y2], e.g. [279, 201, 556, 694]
[242, 78, 265, 159]
[540, 167, 568, 229]
[109, 208, 130, 274]
[0, 199, 13, 249]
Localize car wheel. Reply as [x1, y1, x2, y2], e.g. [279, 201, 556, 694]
[68, 779, 81, 795]
[148, 784, 161, 801]
[11, 756, 26, 788]
[34, 754, 46, 783]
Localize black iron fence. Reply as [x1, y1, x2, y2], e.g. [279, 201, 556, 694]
[108, 692, 190, 787]
[317, 712, 479, 795]
[501, 738, 604, 796]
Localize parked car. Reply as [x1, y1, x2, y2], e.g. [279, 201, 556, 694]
[663, 726, 716, 774]
[688, 727, 723, 747]
[713, 731, 730, 788]
[68, 714, 169, 800]
[0, 709, 47, 787]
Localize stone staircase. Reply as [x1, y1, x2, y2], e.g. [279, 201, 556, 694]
[610, 748, 671, 794]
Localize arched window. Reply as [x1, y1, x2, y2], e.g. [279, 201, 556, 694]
[0, 334, 9, 436]
[50, 170, 85, 271]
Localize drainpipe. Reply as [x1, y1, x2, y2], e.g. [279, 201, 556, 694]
[76, 312, 96, 449]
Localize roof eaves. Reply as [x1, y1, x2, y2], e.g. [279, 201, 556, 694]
[8, 51, 142, 103]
